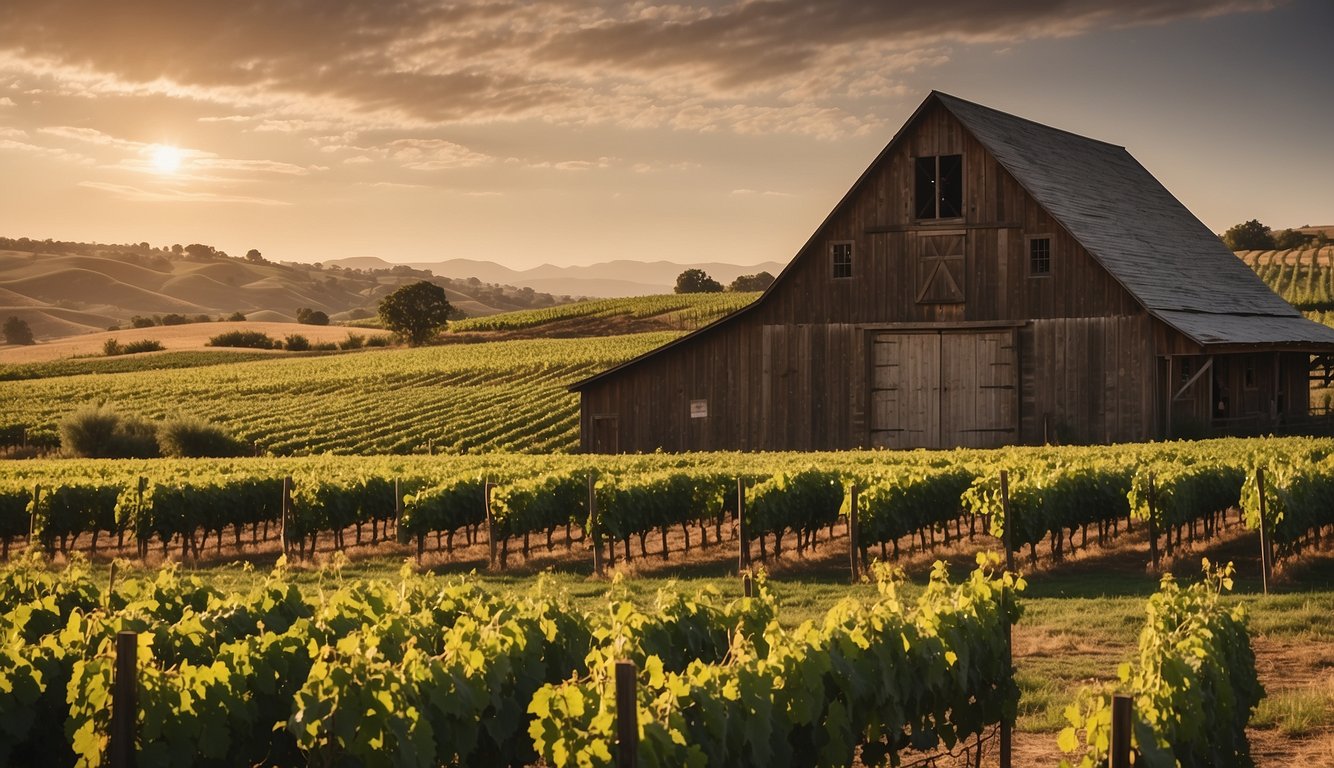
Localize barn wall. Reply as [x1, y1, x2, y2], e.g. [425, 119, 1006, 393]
[578, 101, 1169, 452]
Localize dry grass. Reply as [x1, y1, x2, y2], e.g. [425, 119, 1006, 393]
[0, 321, 390, 363]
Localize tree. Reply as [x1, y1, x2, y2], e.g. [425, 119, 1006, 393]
[244, 248, 264, 263]
[674, 268, 723, 294]
[296, 307, 330, 326]
[1220, 220, 1275, 251]
[728, 271, 775, 292]
[1273, 229, 1312, 250]
[3, 316, 34, 345]
[378, 281, 452, 345]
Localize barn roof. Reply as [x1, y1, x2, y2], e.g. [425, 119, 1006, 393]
[933, 92, 1334, 348]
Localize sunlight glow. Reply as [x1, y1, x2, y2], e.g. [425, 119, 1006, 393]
[150, 144, 183, 174]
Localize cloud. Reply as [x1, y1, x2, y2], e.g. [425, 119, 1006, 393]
[0, 96, 13, 106]
[0, 0, 1281, 138]
[78, 180, 291, 206]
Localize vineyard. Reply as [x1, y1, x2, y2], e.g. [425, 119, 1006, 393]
[2, 437, 1332, 578]
[449, 292, 759, 333]
[0, 333, 674, 455]
[1240, 246, 1334, 315]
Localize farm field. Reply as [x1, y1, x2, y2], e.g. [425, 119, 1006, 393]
[0, 332, 674, 454]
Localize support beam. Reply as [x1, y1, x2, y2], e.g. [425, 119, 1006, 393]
[1173, 356, 1213, 402]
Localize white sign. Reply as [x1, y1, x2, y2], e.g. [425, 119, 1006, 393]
[690, 399, 708, 419]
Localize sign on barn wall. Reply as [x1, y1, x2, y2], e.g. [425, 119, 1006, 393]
[690, 399, 708, 419]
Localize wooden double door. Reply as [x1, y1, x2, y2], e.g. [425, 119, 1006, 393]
[870, 329, 1017, 449]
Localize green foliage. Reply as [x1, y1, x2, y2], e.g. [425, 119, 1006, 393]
[728, 271, 775, 292]
[57, 405, 158, 459]
[206, 330, 278, 349]
[295, 307, 329, 326]
[673, 268, 723, 294]
[1059, 561, 1263, 768]
[283, 333, 309, 351]
[337, 332, 365, 350]
[156, 417, 249, 458]
[378, 281, 452, 346]
[103, 338, 165, 356]
[1221, 219, 1275, 251]
[3, 316, 34, 345]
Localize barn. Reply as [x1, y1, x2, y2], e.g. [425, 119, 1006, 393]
[571, 91, 1334, 452]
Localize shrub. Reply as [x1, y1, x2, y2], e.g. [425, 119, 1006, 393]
[207, 330, 278, 349]
[160, 313, 189, 326]
[296, 307, 330, 326]
[311, 342, 338, 351]
[227, 311, 247, 321]
[103, 338, 123, 356]
[130, 316, 156, 328]
[338, 333, 365, 350]
[157, 416, 249, 458]
[58, 404, 159, 458]
[3, 316, 34, 345]
[104, 338, 165, 356]
[284, 334, 311, 351]
[365, 335, 390, 347]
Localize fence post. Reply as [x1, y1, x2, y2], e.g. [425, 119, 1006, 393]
[280, 476, 292, 557]
[615, 660, 638, 768]
[742, 573, 753, 598]
[1109, 694, 1133, 768]
[110, 631, 137, 768]
[29, 483, 40, 547]
[485, 482, 498, 570]
[737, 478, 749, 575]
[1256, 468, 1272, 595]
[999, 470, 1014, 768]
[849, 483, 861, 583]
[1146, 473, 1160, 572]
[590, 473, 603, 577]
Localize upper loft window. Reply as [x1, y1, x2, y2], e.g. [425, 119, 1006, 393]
[831, 241, 853, 279]
[915, 154, 963, 220]
[1028, 236, 1052, 276]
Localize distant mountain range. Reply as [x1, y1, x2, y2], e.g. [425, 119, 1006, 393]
[324, 257, 787, 298]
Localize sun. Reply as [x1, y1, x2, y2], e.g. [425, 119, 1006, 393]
[150, 144, 183, 174]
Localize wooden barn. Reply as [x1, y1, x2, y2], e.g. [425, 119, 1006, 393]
[571, 92, 1334, 452]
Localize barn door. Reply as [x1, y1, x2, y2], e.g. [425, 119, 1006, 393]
[589, 415, 618, 453]
[870, 329, 1016, 449]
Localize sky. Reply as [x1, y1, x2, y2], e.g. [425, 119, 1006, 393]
[0, 0, 1330, 270]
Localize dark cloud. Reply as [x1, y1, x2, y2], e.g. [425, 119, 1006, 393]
[0, 0, 1281, 130]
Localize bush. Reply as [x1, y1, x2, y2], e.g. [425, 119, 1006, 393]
[104, 338, 165, 356]
[296, 307, 330, 326]
[227, 311, 247, 321]
[157, 416, 249, 458]
[130, 316, 156, 328]
[284, 334, 310, 351]
[338, 333, 365, 350]
[311, 342, 338, 351]
[365, 335, 390, 347]
[58, 404, 158, 458]
[207, 330, 278, 349]
[160, 313, 189, 326]
[3, 316, 34, 345]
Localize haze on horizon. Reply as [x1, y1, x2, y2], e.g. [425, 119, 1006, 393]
[0, 0, 1330, 270]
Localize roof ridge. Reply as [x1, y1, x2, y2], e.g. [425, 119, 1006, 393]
[931, 91, 1126, 151]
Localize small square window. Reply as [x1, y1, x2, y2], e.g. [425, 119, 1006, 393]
[1029, 236, 1051, 276]
[831, 242, 853, 279]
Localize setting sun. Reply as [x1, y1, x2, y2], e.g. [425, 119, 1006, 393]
[149, 144, 182, 174]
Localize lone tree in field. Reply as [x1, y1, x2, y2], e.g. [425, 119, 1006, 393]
[674, 268, 723, 294]
[296, 307, 329, 325]
[3, 316, 34, 345]
[728, 271, 775, 292]
[1221, 219, 1276, 251]
[378, 281, 452, 345]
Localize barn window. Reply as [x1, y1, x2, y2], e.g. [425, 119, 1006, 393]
[1028, 236, 1052, 276]
[915, 154, 963, 220]
[831, 241, 853, 279]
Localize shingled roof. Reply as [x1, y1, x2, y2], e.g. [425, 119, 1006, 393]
[934, 92, 1334, 347]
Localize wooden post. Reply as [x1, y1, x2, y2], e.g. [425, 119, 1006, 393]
[999, 470, 1014, 768]
[1147, 473, 1160, 571]
[590, 474, 603, 577]
[394, 479, 402, 521]
[736, 478, 749, 574]
[110, 631, 137, 768]
[280, 476, 292, 557]
[849, 484, 861, 583]
[485, 482, 498, 570]
[742, 573, 753, 598]
[1256, 468, 1271, 595]
[1109, 694, 1133, 768]
[29, 483, 39, 546]
[615, 660, 638, 768]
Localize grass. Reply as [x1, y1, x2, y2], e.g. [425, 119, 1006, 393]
[1253, 684, 1334, 736]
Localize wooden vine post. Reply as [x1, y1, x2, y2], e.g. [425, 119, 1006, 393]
[1146, 473, 1160, 571]
[999, 470, 1014, 768]
[28, 483, 40, 550]
[1109, 694, 1133, 768]
[110, 630, 137, 768]
[848, 483, 861, 583]
[590, 473, 604, 577]
[1256, 468, 1272, 595]
[614, 660, 639, 768]
[736, 478, 750, 575]
[485, 482, 498, 570]
[280, 476, 292, 557]
[742, 573, 753, 598]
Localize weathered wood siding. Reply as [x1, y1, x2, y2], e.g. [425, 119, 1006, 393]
[578, 101, 1200, 451]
